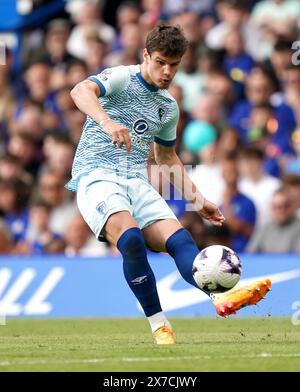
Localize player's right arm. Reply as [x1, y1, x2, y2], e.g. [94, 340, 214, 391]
[70, 71, 131, 152]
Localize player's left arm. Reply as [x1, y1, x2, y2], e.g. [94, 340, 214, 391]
[154, 143, 225, 226]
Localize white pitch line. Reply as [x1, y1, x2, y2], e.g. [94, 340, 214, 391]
[122, 353, 300, 362]
[0, 358, 105, 366]
[0, 353, 299, 367]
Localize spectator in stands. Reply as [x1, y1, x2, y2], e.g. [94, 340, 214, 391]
[7, 132, 41, 178]
[40, 137, 74, 180]
[23, 61, 51, 105]
[247, 187, 300, 253]
[44, 19, 75, 69]
[203, 70, 235, 118]
[0, 178, 30, 243]
[9, 103, 45, 139]
[67, 0, 116, 59]
[182, 94, 226, 163]
[116, 2, 141, 31]
[51, 86, 78, 132]
[251, 0, 300, 45]
[64, 214, 108, 257]
[222, 27, 255, 100]
[217, 127, 241, 159]
[192, 95, 224, 131]
[219, 153, 256, 252]
[84, 33, 107, 74]
[104, 23, 142, 67]
[15, 199, 64, 255]
[170, 10, 202, 45]
[230, 65, 296, 153]
[66, 59, 88, 89]
[246, 102, 282, 177]
[140, 0, 164, 35]
[63, 110, 86, 146]
[0, 153, 33, 184]
[37, 170, 76, 236]
[247, 103, 282, 177]
[19, 62, 61, 133]
[42, 132, 69, 163]
[205, 0, 267, 61]
[238, 147, 281, 226]
[282, 174, 300, 218]
[54, 85, 76, 115]
[247, 103, 277, 148]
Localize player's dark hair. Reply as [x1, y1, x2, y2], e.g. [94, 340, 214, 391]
[145, 24, 189, 58]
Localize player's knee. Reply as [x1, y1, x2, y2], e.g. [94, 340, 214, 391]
[117, 227, 147, 258]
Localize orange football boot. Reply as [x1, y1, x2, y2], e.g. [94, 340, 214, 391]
[213, 278, 272, 317]
[152, 324, 176, 345]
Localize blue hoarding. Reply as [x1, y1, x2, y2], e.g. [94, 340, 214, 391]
[0, 254, 299, 318]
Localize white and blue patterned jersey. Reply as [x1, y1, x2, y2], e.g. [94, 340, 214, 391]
[66, 64, 179, 192]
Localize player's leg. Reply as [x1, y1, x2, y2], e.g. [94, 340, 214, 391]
[143, 219, 201, 289]
[103, 211, 164, 320]
[127, 180, 200, 342]
[104, 211, 174, 344]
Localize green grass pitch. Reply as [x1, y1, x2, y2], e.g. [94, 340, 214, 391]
[0, 318, 299, 371]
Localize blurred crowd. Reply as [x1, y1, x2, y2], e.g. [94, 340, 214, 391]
[1, 0, 300, 256]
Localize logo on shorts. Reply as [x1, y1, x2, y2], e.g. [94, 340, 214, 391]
[96, 201, 106, 214]
[133, 119, 149, 135]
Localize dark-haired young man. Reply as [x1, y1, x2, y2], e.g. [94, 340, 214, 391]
[67, 24, 271, 344]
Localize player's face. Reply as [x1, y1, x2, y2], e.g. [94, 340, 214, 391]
[143, 50, 182, 89]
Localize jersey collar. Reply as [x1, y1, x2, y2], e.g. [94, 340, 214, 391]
[137, 70, 158, 92]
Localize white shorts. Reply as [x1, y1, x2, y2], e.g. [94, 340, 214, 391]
[76, 168, 178, 241]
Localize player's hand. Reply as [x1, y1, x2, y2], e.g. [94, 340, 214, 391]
[102, 119, 131, 153]
[198, 199, 225, 226]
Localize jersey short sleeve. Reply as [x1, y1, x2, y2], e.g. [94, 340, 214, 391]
[154, 100, 179, 147]
[87, 65, 130, 97]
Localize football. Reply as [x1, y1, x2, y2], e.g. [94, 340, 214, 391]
[192, 245, 242, 293]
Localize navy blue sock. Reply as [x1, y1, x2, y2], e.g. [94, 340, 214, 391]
[117, 227, 162, 317]
[166, 228, 202, 289]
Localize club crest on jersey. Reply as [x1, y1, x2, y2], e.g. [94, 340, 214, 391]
[158, 107, 167, 122]
[96, 201, 106, 214]
[133, 119, 149, 135]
